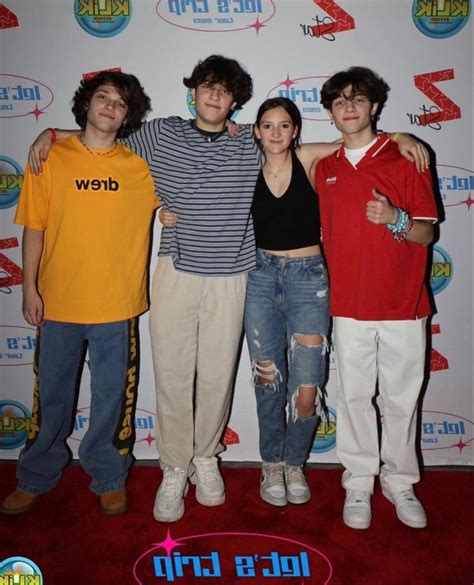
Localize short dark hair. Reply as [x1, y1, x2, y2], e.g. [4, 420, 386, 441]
[255, 97, 302, 150]
[320, 66, 390, 128]
[183, 55, 253, 111]
[71, 71, 151, 138]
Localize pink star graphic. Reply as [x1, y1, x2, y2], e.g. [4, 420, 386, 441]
[144, 431, 155, 447]
[462, 193, 473, 210]
[248, 16, 265, 34]
[280, 75, 296, 90]
[154, 530, 184, 556]
[29, 104, 44, 121]
[452, 438, 469, 452]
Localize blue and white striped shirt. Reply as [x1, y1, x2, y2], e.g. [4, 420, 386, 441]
[124, 117, 262, 276]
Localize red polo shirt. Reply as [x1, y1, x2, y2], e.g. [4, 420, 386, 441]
[316, 134, 437, 320]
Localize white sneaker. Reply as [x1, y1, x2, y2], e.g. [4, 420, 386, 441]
[153, 466, 188, 523]
[382, 484, 427, 528]
[343, 490, 371, 529]
[190, 456, 225, 507]
[285, 465, 311, 504]
[260, 462, 287, 506]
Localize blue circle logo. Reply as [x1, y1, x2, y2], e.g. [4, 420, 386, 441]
[311, 407, 337, 453]
[430, 245, 453, 295]
[0, 156, 24, 210]
[0, 401, 31, 449]
[0, 557, 43, 583]
[74, 0, 132, 38]
[412, 0, 471, 38]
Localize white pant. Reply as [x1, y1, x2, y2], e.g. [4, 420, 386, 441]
[149, 257, 247, 469]
[333, 317, 427, 493]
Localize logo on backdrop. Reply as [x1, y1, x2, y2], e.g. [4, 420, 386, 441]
[267, 75, 330, 122]
[0, 237, 23, 294]
[430, 323, 449, 372]
[430, 245, 453, 295]
[311, 406, 336, 453]
[0, 3, 19, 28]
[83, 67, 122, 81]
[74, 0, 132, 37]
[300, 0, 355, 40]
[71, 405, 240, 449]
[412, 0, 470, 38]
[0, 326, 35, 367]
[0, 74, 54, 120]
[0, 557, 43, 584]
[0, 156, 23, 209]
[0, 401, 31, 450]
[156, 0, 276, 34]
[421, 411, 472, 453]
[437, 164, 474, 210]
[72, 406, 157, 448]
[134, 530, 333, 584]
[407, 68, 461, 129]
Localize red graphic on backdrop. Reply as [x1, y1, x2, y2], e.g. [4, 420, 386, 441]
[0, 237, 22, 289]
[312, 0, 355, 36]
[223, 426, 239, 446]
[413, 69, 461, 127]
[0, 3, 19, 29]
[430, 323, 449, 372]
[83, 67, 122, 81]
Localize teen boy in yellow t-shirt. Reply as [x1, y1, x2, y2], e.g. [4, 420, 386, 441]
[1, 71, 158, 516]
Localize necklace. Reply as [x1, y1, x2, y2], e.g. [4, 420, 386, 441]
[264, 153, 291, 178]
[265, 162, 289, 178]
[191, 120, 226, 142]
[265, 167, 284, 178]
[79, 134, 118, 157]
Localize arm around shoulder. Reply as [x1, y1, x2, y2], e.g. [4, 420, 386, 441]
[29, 128, 78, 174]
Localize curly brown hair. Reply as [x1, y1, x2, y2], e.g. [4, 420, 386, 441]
[321, 66, 390, 130]
[71, 71, 151, 138]
[183, 55, 253, 112]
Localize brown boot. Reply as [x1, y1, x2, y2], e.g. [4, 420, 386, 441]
[0, 489, 39, 514]
[99, 489, 127, 515]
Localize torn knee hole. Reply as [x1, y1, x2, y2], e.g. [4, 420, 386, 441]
[294, 385, 318, 418]
[293, 333, 324, 347]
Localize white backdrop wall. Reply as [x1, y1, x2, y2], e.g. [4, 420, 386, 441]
[0, 0, 472, 466]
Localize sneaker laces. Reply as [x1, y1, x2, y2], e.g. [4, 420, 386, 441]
[347, 490, 370, 505]
[397, 488, 418, 505]
[262, 463, 285, 487]
[285, 465, 305, 484]
[161, 467, 187, 496]
[194, 458, 221, 485]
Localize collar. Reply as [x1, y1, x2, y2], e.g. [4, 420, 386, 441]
[336, 132, 391, 160]
[191, 120, 227, 142]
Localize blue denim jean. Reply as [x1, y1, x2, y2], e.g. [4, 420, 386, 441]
[244, 249, 329, 466]
[17, 318, 139, 495]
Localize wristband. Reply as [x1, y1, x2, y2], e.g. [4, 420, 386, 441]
[386, 207, 412, 242]
[389, 132, 401, 143]
[48, 128, 58, 143]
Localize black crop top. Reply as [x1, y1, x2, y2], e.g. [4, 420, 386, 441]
[252, 151, 321, 251]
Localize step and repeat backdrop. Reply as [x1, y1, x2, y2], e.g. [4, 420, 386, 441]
[0, 1, 472, 466]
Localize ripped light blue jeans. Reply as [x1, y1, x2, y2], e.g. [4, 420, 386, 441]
[244, 249, 329, 466]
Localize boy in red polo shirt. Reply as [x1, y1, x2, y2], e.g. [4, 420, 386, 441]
[316, 67, 437, 530]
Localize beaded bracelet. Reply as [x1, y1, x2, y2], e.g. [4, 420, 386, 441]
[386, 207, 413, 242]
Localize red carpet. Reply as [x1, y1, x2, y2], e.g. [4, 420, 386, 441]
[1, 463, 473, 584]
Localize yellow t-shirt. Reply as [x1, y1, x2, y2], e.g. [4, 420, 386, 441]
[15, 135, 158, 324]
